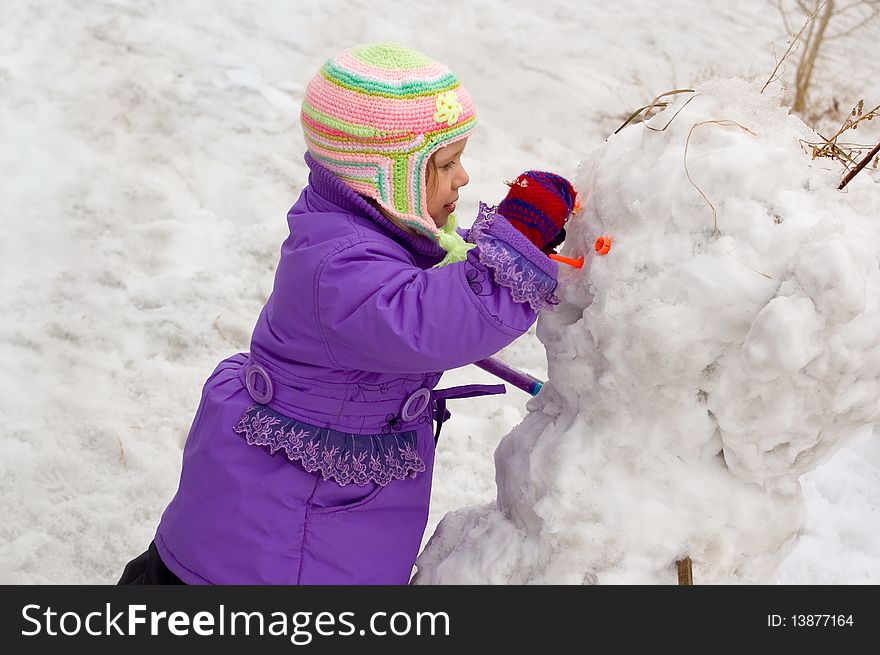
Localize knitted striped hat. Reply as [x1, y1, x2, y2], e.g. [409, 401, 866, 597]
[301, 42, 478, 266]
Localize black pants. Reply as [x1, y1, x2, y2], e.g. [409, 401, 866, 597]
[117, 541, 185, 585]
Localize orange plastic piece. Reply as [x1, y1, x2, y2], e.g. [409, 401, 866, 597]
[594, 236, 612, 255]
[547, 254, 584, 268]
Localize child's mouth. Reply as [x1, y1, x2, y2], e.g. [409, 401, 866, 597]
[443, 202, 456, 213]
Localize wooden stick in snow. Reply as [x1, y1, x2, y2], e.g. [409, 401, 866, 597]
[839, 141, 880, 190]
[677, 557, 694, 585]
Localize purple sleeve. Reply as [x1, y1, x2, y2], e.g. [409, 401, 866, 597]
[315, 209, 559, 373]
[464, 202, 560, 312]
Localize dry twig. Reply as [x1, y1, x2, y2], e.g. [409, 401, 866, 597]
[802, 100, 880, 183]
[839, 141, 880, 189]
[762, 1, 828, 94]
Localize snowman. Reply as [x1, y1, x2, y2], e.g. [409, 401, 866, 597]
[415, 79, 880, 584]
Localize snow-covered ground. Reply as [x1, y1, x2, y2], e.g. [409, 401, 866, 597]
[1, 0, 877, 583]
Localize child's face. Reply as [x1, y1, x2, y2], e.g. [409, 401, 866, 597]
[426, 138, 470, 228]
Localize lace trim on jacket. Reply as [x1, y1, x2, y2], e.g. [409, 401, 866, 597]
[233, 404, 426, 486]
[467, 202, 560, 312]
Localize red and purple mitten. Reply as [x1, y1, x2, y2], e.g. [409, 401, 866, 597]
[497, 171, 578, 254]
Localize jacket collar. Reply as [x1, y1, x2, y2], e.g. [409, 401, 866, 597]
[303, 152, 444, 257]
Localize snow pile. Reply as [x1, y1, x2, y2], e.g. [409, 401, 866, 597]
[415, 78, 880, 584]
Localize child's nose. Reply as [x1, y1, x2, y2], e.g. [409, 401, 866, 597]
[455, 168, 470, 189]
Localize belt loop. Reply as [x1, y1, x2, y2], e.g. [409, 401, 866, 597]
[401, 388, 431, 421]
[244, 362, 273, 404]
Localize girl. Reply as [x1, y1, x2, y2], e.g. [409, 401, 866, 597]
[118, 42, 570, 585]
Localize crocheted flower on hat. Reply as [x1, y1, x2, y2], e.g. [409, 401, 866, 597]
[433, 91, 463, 126]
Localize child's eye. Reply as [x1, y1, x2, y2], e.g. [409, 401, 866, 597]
[441, 161, 456, 171]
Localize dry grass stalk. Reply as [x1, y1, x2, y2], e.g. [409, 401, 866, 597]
[646, 96, 698, 132]
[683, 120, 773, 279]
[614, 89, 696, 135]
[684, 120, 757, 235]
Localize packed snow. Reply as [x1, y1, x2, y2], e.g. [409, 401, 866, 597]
[1, 0, 877, 583]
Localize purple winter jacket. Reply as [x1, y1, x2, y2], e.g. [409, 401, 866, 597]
[153, 153, 560, 584]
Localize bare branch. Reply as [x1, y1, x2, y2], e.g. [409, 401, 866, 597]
[827, 7, 880, 39]
[762, 2, 828, 94]
[840, 141, 880, 189]
[792, 1, 833, 113]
